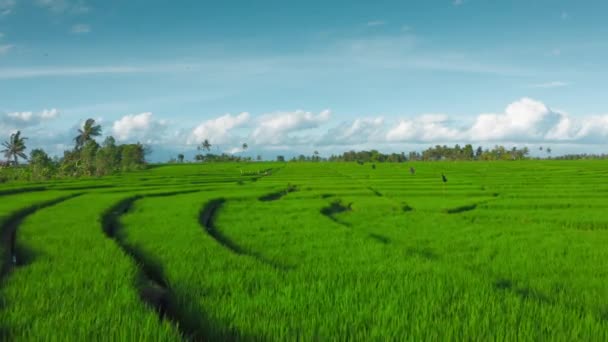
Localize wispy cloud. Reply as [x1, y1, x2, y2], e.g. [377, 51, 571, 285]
[528, 81, 569, 89]
[0, 0, 15, 16]
[452, 0, 464, 6]
[366, 20, 386, 27]
[0, 44, 13, 55]
[0, 64, 201, 79]
[71, 24, 91, 34]
[36, 0, 90, 14]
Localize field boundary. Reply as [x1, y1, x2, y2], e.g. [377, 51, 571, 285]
[199, 198, 291, 270]
[0, 193, 82, 279]
[101, 190, 205, 340]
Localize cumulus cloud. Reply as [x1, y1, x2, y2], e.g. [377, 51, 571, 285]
[251, 109, 330, 145]
[189, 112, 250, 145]
[71, 24, 90, 34]
[387, 114, 463, 142]
[1, 108, 60, 128]
[112, 112, 167, 143]
[469, 98, 563, 141]
[385, 98, 608, 144]
[320, 117, 385, 145]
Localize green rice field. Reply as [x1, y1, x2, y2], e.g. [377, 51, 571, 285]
[1, 160, 608, 340]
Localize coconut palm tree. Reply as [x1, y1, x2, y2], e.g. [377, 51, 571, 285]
[1, 131, 28, 166]
[242, 143, 248, 151]
[198, 139, 212, 152]
[74, 118, 102, 149]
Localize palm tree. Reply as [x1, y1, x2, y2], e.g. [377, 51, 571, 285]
[177, 154, 184, 163]
[74, 118, 102, 149]
[2, 131, 28, 166]
[242, 143, 248, 151]
[198, 139, 212, 152]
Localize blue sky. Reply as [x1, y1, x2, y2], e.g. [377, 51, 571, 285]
[1, 0, 608, 160]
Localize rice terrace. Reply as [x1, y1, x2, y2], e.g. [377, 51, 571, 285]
[1, 158, 608, 340]
[3, 0, 608, 340]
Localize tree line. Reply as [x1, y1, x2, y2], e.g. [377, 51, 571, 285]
[0, 119, 147, 181]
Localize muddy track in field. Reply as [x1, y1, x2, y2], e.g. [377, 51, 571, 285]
[0, 193, 82, 279]
[102, 190, 214, 340]
[200, 199, 291, 271]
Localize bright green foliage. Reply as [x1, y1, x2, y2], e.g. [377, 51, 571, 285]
[0, 161, 608, 340]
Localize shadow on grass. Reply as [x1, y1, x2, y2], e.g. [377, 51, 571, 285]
[320, 200, 352, 227]
[101, 190, 259, 341]
[0, 186, 47, 197]
[258, 184, 298, 202]
[369, 233, 390, 244]
[199, 199, 291, 271]
[1, 193, 82, 279]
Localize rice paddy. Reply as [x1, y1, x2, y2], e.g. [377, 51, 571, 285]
[1, 160, 608, 340]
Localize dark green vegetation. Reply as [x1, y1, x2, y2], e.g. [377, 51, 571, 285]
[1, 161, 608, 340]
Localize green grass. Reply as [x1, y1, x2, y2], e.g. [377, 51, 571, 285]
[1, 160, 608, 340]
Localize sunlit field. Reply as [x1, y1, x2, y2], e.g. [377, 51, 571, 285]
[1, 160, 608, 340]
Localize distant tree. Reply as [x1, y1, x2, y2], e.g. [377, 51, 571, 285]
[313, 150, 319, 161]
[1, 131, 28, 166]
[256, 155, 262, 161]
[95, 136, 120, 176]
[177, 153, 184, 163]
[546, 147, 552, 156]
[119, 143, 146, 171]
[74, 118, 102, 149]
[276, 155, 285, 162]
[242, 143, 248, 151]
[475, 146, 483, 160]
[80, 140, 100, 176]
[29, 148, 54, 179]
[198, 139, 212, 153]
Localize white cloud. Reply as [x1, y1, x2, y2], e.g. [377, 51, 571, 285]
[251, 109, 330, 145]
[320, 117, 385, 145]
[529, 81, 569, 88]
[387, 114, 463, 142]
[0, 109, 61, 144]
[0, 0, 15, 16]
[469, 98, 562, 141]
[112, 112, 167, 143]
[188, 112, 250, 145]
[71, 24, 90, 34]
[1, 108, 60, 128]
[40, 108, 59, 119]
